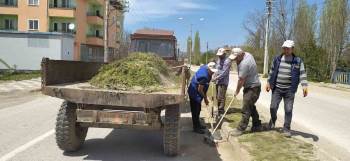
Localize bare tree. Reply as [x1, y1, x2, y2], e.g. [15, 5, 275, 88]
[320, 0, 349, 81]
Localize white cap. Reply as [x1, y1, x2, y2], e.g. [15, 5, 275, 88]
[207, 62, 218, 73]
[229, 48, 244, 60]
[282, 40, 295, 48]
[216, 48, 226, 56]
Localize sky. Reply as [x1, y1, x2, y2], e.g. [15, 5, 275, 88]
[124, 0, 324, 52]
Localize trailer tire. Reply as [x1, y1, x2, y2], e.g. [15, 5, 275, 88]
[163, 105, 180, 156]
[55, 101, 88, 152]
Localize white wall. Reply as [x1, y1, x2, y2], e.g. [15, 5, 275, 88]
[0, 32, 74, 70]
[61, 36, 74, 60]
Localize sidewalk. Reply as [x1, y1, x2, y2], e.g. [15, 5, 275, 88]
[0, 78, 41, 93]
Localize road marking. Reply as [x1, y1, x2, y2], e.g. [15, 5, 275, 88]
[0, 129, 54, 161]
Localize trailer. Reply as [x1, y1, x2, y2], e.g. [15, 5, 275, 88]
[41, 57, 189, 156]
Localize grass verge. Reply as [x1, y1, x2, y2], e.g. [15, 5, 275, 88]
[239, 131, 316, 161]
[0, 71, 41, 81]
[207, 85, 317, 161]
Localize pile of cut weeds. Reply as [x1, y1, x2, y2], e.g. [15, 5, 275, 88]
[90, 52, 174, 92]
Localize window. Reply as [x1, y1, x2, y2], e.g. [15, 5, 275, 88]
[61, 23, 68, 32]
[53, 0, 57, 7]
[4, 19, 15, 30]
[28, 0, 39, 6]
[62, 0, 67, 8]
[95, 30, 100, 37]
[96, 10, 100, 17]
[53, 22, 58, 32]
[5, 0, 15, 5]
[28, 19, 39, 30]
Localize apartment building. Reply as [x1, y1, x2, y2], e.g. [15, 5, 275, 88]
[0, 0, 125, 62]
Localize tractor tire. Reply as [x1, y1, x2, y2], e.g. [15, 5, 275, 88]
[55, 101, 88, 152]
[163, 105, 180, 156]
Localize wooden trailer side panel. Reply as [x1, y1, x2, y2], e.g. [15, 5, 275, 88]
[41, 58, 104, 87]
[42, 86, 183, 108]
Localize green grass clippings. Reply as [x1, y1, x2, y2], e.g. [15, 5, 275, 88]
[90, 52, 173, 92]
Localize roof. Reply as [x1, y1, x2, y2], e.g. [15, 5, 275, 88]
[134, 28, 174, 36]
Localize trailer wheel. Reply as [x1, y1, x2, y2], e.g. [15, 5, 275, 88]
[163, 105, 180, 156]
[55, 101, 88, 152]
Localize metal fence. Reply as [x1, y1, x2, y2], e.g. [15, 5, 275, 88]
[333, 70, 350, 85]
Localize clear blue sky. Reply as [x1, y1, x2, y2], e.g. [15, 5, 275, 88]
[125, 0, 324, 52]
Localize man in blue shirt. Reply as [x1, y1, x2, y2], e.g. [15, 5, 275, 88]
[187, 62, 218, 134]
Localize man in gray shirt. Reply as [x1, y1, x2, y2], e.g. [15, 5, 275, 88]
[230, 48, 262, 136]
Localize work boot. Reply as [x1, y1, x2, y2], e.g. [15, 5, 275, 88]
[199, 124, 207, 129]
[230, 128, 243, 137]
[268, 120, 275, 130]
[282, 128, 292, 138]
[251, 125, 264, 132]
[193, 128, 205, 134]
[218, 108, 225, 115]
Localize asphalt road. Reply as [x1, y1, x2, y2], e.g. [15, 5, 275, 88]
[0, 92, 237, 161]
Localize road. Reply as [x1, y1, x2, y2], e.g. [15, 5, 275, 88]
[190, 65, 350, 160]
[0, 91, 237, 161]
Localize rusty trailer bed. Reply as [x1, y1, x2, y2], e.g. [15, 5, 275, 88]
[41, 58, 187, 108]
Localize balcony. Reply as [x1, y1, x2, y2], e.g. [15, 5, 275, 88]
[49, 3, 75, 8]
[0, 0, 17, 7]
[0, 15, 17, 31]
[87, 14, 103, 26]
[88, 0, 103, 5]
[49, 9, 75, 18]
[86, 35, 104, 46]
[48, 1, 75, 18]
[0, 27, 16, 31]
[49, 29, 74, 34]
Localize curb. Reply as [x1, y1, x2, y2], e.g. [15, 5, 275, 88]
[29, 88, 42, 93]
[220, 122, 251, 161]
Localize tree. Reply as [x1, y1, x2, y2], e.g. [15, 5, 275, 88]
[200, 50, 215, 65]
[320, 0, 349, 81]
[293, 0, 328, 81]
[193, 31, 201, 65]
[186, 36, 192, 64]
[241, 0, 349, 82]
[118, 30, 131, 59]
[293, 0, 316, 47]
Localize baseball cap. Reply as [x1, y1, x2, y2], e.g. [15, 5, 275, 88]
[282, 40, 295, 48]
[216, 48, 226, 56]
[207, 62, 218, 73]
[229, 48, 244, 60]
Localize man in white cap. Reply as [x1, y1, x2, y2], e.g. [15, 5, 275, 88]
[187, 62, 218, 134]
[213, 48, 232, 115]
[266, 40, 308, 137]
[230, 48, 263, 136]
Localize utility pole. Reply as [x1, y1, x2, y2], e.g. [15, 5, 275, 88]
[206, 41, 209, 64]
[263, 0, 272, 76]
[189, 23, 193, 68]
[103, 0, 109, 62]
